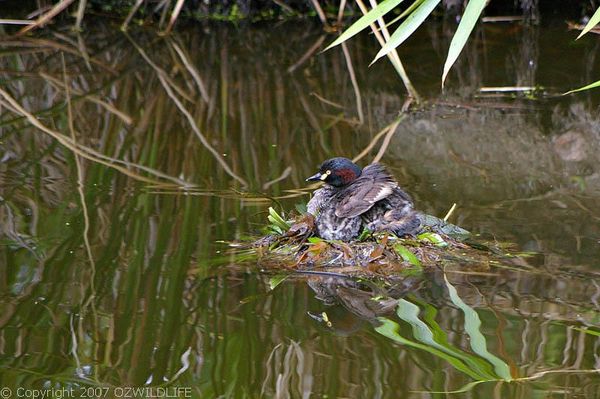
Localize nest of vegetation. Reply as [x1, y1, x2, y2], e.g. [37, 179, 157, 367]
[252, 208, 531, 280]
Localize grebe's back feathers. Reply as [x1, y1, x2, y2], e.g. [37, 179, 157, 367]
[335, 163, 398, 219]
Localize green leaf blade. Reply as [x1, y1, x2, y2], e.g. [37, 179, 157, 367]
[444, 275, 513, 380]
[373, 0, 441, 63]
[564, 79, 600, 95]
[268, 207, 290, 232]
[375, 317, 488, 381]
[577, 7, 600, 39]
[324, 0, 406, 51]
[393, 244, 422, 266]
[441, 0, 487, 87]
[417, 232, 448, 247]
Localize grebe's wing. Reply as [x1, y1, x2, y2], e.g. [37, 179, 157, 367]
[335, 163, 397, 218]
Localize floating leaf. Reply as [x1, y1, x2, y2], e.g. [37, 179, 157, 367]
[323, 0, 406, 51]
[268, 274, 289, 290]
[417, 232, 448, 247]
[373, 0, 441, 63]
[577, 7, 600, 39]
[442, 0, 487, 87]
[358, 228, 371, 241]
[393, 244, 422, 267]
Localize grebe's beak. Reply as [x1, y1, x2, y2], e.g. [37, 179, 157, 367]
[306, 172, 322, 182]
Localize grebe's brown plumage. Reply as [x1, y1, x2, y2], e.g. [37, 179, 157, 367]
[306, 157, 420, 241]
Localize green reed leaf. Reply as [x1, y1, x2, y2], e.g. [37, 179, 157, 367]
[577, 7, 600, 39]
[442, 0, 487, 87]
[324, 0, 406, 51]
[564, 79, 600, 95]
[373, 0, 440, 63]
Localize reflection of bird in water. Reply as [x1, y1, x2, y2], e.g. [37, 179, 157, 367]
[306, 157, 420, 241]
[306, 274, 424, 331]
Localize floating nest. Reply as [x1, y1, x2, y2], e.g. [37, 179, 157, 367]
[252, 208, 531, 280]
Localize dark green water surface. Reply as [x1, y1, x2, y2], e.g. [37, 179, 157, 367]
[1, 19, 600, 398]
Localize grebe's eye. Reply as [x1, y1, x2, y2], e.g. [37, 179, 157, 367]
[320, 170, 331, 181]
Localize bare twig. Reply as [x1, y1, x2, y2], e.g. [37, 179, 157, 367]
[337, 0, 347, 23]
[163, 0, 185, 34]
[271, 0, 295, 14]
[352, 121, 396, 163]
[121, 0, 145, 31]
[263, 166, 293, 190]
[372, 117, 402, 163]
[309, 0, 328, 25]
[40, 72, 133, 125]
[443, 203, 458, 222]
[0, 19, 35, 25]
[16, 0, 77, 36]
[310, 92, 344, 109]
[341, 42, 364, 123]
[74, 0, 87, 31]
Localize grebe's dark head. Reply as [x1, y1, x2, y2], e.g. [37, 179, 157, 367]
[306, 157, 362, 187]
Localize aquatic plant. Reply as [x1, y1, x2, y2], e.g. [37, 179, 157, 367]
[326, 0, 600, 94]
[255, 206, 534, 283]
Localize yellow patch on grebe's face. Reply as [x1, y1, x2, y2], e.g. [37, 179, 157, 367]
[320, 170, 331, 181]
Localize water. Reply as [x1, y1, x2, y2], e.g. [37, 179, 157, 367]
[1, 19, 600, 398]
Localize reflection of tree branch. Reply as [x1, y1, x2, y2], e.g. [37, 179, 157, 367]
[63, 54, 97, 318]
[3, 37, 117, 74]
[125, 35, 248, 187]
[0, 88, 188, 186]
[287, 35, 325, 73]
[40, 72, 133, 125]
[168, 38, 210, 103]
